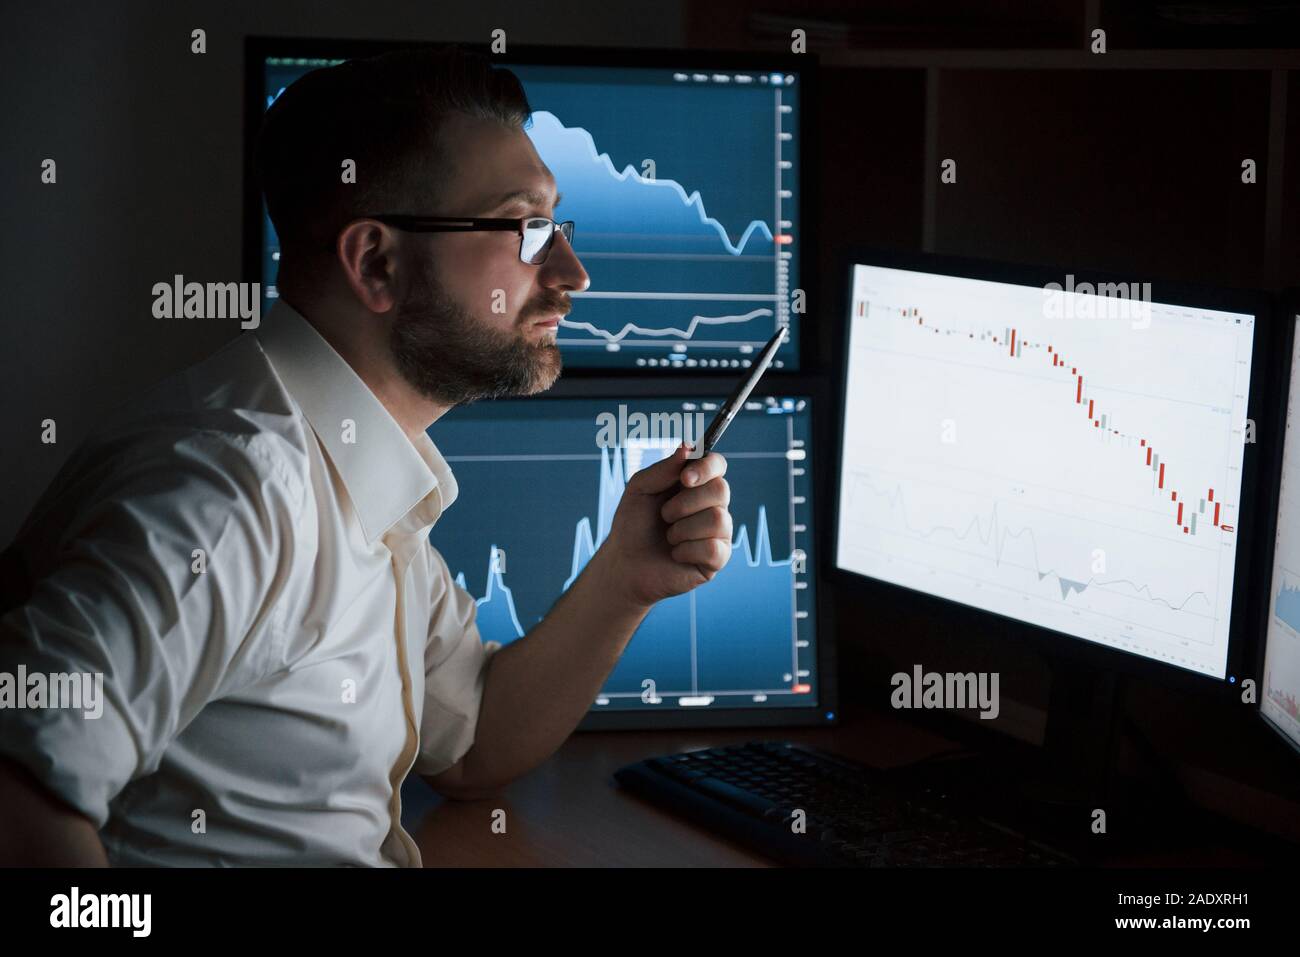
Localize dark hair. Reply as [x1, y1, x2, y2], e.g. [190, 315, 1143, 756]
[255, 44, 531, 271]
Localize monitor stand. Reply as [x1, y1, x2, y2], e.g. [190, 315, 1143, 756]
[884, 658, 1197, 862]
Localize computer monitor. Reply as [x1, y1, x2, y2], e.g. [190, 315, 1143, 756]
[832, 250, 1268, 685]
[1259, 299, 1300, 753]
[426, 392, 832, 729]
[245, 39, 811, 372]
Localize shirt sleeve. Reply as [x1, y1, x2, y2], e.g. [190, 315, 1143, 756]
[412, 544, 498, 777]
[0, 429, 302, 828]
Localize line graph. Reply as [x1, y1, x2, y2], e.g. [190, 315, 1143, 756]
[523, 110, 777, 255]
[1263, 322, 1300, 746]
[844, 475, 1217, 619]
[427, 396, 819, 711]
[836, 264, 1255, 678]
[1275, 576, 1300, 634]
[505, 65, 799, 370]
[560, 307, 775, 344]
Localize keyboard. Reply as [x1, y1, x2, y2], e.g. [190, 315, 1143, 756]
[614, 741, 1077, 867]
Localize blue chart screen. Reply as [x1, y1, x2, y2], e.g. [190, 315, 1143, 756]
[426, 396, 819, 712]
[1261, 316, 1300, 749]
[260, 56, 801, 371]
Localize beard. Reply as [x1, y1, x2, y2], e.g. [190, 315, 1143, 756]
[389, 258, 563, 406]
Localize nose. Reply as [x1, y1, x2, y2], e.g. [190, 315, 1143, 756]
[541, 228, 590, 293]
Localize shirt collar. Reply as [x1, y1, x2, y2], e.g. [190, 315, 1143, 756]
[253, 299, 458, 544]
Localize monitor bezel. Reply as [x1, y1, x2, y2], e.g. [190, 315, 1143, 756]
[827, 246, 1273, 696]
[242, 36, 821, 376]
[1250, 288, 1300, 755]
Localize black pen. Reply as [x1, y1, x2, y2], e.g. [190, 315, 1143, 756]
[694, 325, 789, 456]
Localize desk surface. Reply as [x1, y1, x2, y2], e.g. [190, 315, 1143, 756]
[411, 708, 963, 867]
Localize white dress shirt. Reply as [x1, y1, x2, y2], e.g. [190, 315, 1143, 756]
[0, 300, 496, 866]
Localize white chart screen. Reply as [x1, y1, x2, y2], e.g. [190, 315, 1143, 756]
[836, 264, 1256, 678]
[1261, 317, 1300, 748]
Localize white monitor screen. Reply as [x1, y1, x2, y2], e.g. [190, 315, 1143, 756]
[836, 263, 1256, 679]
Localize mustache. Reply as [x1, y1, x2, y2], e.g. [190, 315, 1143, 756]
[521, 296, 571, 322]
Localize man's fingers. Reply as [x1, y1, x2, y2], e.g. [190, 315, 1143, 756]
[661, 476, 730, 524]
[679, 451, 726, 489]
[624, 442, 692, 496]
[625, 447, 727, 500]
[666, 506, 732, 546]
[670, 537, 730, 572]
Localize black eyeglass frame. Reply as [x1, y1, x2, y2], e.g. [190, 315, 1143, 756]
[368, 214, 576, 265]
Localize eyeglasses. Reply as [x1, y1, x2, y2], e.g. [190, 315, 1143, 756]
[369, 215, 576, 265]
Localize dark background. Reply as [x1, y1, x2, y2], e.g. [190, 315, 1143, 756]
[3, 0, 1299, 844]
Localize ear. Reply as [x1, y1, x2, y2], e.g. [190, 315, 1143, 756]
[336, 220, 400, 313]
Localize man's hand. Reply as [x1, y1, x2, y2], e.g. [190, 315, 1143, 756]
[0, 757, 107, 866]
[596, 443, 732, 610]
